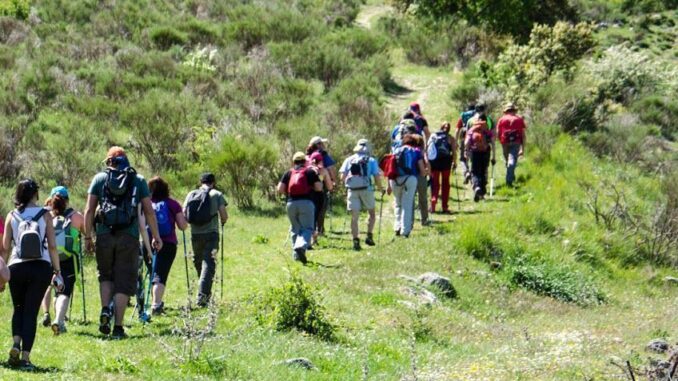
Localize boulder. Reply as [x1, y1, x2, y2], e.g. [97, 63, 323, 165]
[284, 358, 316, 370]
[401, 286, 438, 305]
[417, 272, 457, 299]
[646, 339, 670, 353]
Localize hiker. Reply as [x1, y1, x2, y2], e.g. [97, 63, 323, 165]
[84, 147, 162, 339]
[496, 102, 527, 187]
[2, 179, 63, 370]
[464, 115, 496, 202]
[339, 139, 384, 251]
[308, 152, 333, 246]
[277, 152, 322, 264]
[390, 118, 418, 152]
[398, 114, 431, 225]
[145, 176, 188, 315]
[184, 173, 228, 307]
[428, 122, 457, 213]
[408, 102, 431, 142]
[387, 135, 426, 238]
[40, 186, 84, 335]
[455, 103, 476, 183]
[0, 214, 8, 289]
[306, 136, 336, 235]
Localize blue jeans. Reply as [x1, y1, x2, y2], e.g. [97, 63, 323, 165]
[502, 143, 521, 185]
[286, 199, 315, 253]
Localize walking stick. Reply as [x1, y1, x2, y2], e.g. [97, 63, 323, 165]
[140, 251, 156, 324]
[454, 168, 461, 211]
[80, 251, 86, 323]
[182, 231, 191, 304]
[327, 192, 332, 234]
[220, 224, 224, 300]
[378, 190, 385, 244]
[489, 163, 495, 198]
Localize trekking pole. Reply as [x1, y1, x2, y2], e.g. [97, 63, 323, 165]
[489, 163, 496, 198]
[327, 192, 333, 234]
[454, 169, 461, 212]
[80, 251, 87, 323]
[378, 190, 385, 244]
[220, 224, 224, 301]
[182, 231, 191, 304]
[140, 251, 156, 324]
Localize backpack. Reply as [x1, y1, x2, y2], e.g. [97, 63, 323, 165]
[185, 189, 213, 226]
[287, 167, 312, 197]
[345, 156, 371, 190]
[12, 208, 48, 260]
[391, 121, 418, 152]
[379, 154, 399, 180]
[468, 122, 491, 153]
[395, 146, 417, 176]
[153, 200, 173, 237]
[54, 209, 78, 262]
[429, 132, 452, 166]
[460, 110, 475, 131]
[97, 167, 138, 232]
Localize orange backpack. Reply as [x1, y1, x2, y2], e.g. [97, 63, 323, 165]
[468, 120, 490, 153]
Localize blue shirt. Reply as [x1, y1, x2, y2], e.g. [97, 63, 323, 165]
[321, 150, 336, 168]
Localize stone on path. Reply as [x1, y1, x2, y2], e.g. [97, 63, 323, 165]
[417, 272, 457, 299]
[646, 339, 670, 353]
[283, 358, 316, 370]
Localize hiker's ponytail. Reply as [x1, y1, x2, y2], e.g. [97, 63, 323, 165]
[48, 194, 68, 216]
[14, 179, 39, 213]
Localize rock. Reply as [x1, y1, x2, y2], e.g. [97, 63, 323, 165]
[401, 286, 438, 305]
[664, 276, 678, 285]
[284, 358, 316, 370]
[647, 339, 669, 353]
[490, 261, 502, 270]
[417, 272, 457, 299]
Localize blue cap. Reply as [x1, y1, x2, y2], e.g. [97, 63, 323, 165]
[50, 186, 69, 199]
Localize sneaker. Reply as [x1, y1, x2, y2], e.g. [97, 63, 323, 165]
[365, 234, 375, 246]
[395, 229, 401, 236]
[19, 360, 36, 371]
[111, 326, 127, 340]
[442, 209, 451, 214]
[464, 172, 471, 184]
[8, 344, 20, 367]
[196, 293, 210, 308]
[41, 312, 51, 327]
[99, 307, 111, 335]
[151, 303, 165, 316]
[293, 248, 308, 264]
[473, 188, 482, 202]
[352, 238, 361, 251]
[422, 220, 432, 226]
[51, 323, 60, 336]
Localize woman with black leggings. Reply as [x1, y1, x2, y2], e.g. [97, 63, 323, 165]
[2, 179, 64, 370]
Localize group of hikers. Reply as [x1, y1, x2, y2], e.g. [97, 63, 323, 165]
[279, 101, 526, 261]
[0, 100, 525, 370]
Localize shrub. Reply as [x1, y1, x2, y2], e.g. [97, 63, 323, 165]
[633, 95, 678, 140]
[257, 272, 335, 341]
[509, 261, 606, 305]
[150, 26, 187, 50]
[457, 224, 502, 263]
[0, 0, 30, 20]
[209, 133, 278, 209]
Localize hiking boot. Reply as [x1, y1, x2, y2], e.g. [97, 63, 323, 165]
[422, 220, 432, 226]
[151, 303, 165, 316]
[19, 360, 36, 371]
[111, 326, 127, 340]
[51, 322, 66, 336]
[352, 238, 361, 251]
[99, 307, 111, 335]
[365, 233, 375, 246]
[293, 248, 307, 265]
[395, 229, 401, 236]
[196, 293, 210, 308]
[41, 312, 51, 327]
[8, 344, 20, 367]
[473, 188, 482, 202]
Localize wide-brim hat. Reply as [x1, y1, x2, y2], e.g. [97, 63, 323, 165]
[309, 136, 329, 146]
[353, 138, 370, 153]
[503, 102, 517, 112]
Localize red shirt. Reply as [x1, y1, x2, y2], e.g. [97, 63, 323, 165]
[0, 216, 4, 235]
[497, 113, 526, 145]
[455, 117, 464, 130]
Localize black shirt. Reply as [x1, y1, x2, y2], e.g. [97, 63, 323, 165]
[280, 167, 320, 201]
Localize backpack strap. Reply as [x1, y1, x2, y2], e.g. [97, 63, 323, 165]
[32, 208, 48, 222]
[11, 210, 24, 222]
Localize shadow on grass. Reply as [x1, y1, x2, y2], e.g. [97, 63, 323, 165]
[305, 261, 344, 269]
[239, 204, 287, 218]
[384, 78, 412, 96]
[0, 362, 59, 373]
[484, 197, 510, 203]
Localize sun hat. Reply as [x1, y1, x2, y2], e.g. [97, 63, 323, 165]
[309, 136, 329, 146]
[503, 102, 517, 112]
[293, 151, 307, 162]
[353, 138, 370, 153]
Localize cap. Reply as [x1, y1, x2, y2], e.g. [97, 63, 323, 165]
[409, 102, 421, 113]
[353, 138, 370, 153]
[50, 186, 69, 199]
[292, 151, 307, 162]
[106, 146, 126, 159]
[200, 172, 216, 184]
[503, 102, 517, 112]
[309, 136, 329, 146]
[309, 151, 323, 164]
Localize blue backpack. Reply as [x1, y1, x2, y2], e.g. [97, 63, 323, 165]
[394, 146, 417, 176]
[153, 200, 173, 237]
[460, 110, 475, 131]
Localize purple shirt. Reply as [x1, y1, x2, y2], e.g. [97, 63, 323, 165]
[152, 197, 183, 244]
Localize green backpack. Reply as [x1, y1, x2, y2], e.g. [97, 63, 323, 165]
[54, 209, 80, 262]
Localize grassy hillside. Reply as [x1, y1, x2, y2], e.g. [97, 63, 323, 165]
[0, 0, 677, 380]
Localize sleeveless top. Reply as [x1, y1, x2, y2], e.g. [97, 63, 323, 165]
[9, 206, 51, 266]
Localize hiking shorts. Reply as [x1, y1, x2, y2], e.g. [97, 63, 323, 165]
[95, 232, 139, 296]
[347, 188, 375, 211]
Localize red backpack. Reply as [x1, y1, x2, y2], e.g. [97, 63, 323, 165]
[468, 121, 490, 153]
[288, 167, 311, 196]
[379, 154, 399, 180]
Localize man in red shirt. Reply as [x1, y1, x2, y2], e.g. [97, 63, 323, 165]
[496, 103, 526, 187]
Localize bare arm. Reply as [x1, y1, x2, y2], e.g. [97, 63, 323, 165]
[138, 204, 152, 257]
[417, 159, 426, 175]
[44, 213, 60, 272]
[373, 174, 384, 192]
[327, 165, 337, 187]
[277, 182, 287, 195]
[218, 205, 228, 226]
[321, 168, 333, 192]
[70, 212, 85, 232]
[175, 212, 188, 231]
[2, 215, 11, 262]
[313, 181, 323, 192]
[141, 197, 163, 251]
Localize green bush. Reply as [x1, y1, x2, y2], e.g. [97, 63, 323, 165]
[0, 0, 30, 19]
[257, 272, 335, 341]
[509, 261, 606, 305]
[150, 26, 187, 50]
[457, 224, 502, 263]
[633, 95, 678, 140]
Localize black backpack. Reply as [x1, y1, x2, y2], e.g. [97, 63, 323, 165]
[185, 188, 213, 226]
[97, 167, 138, 232]
[430, 132, 452, 169]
